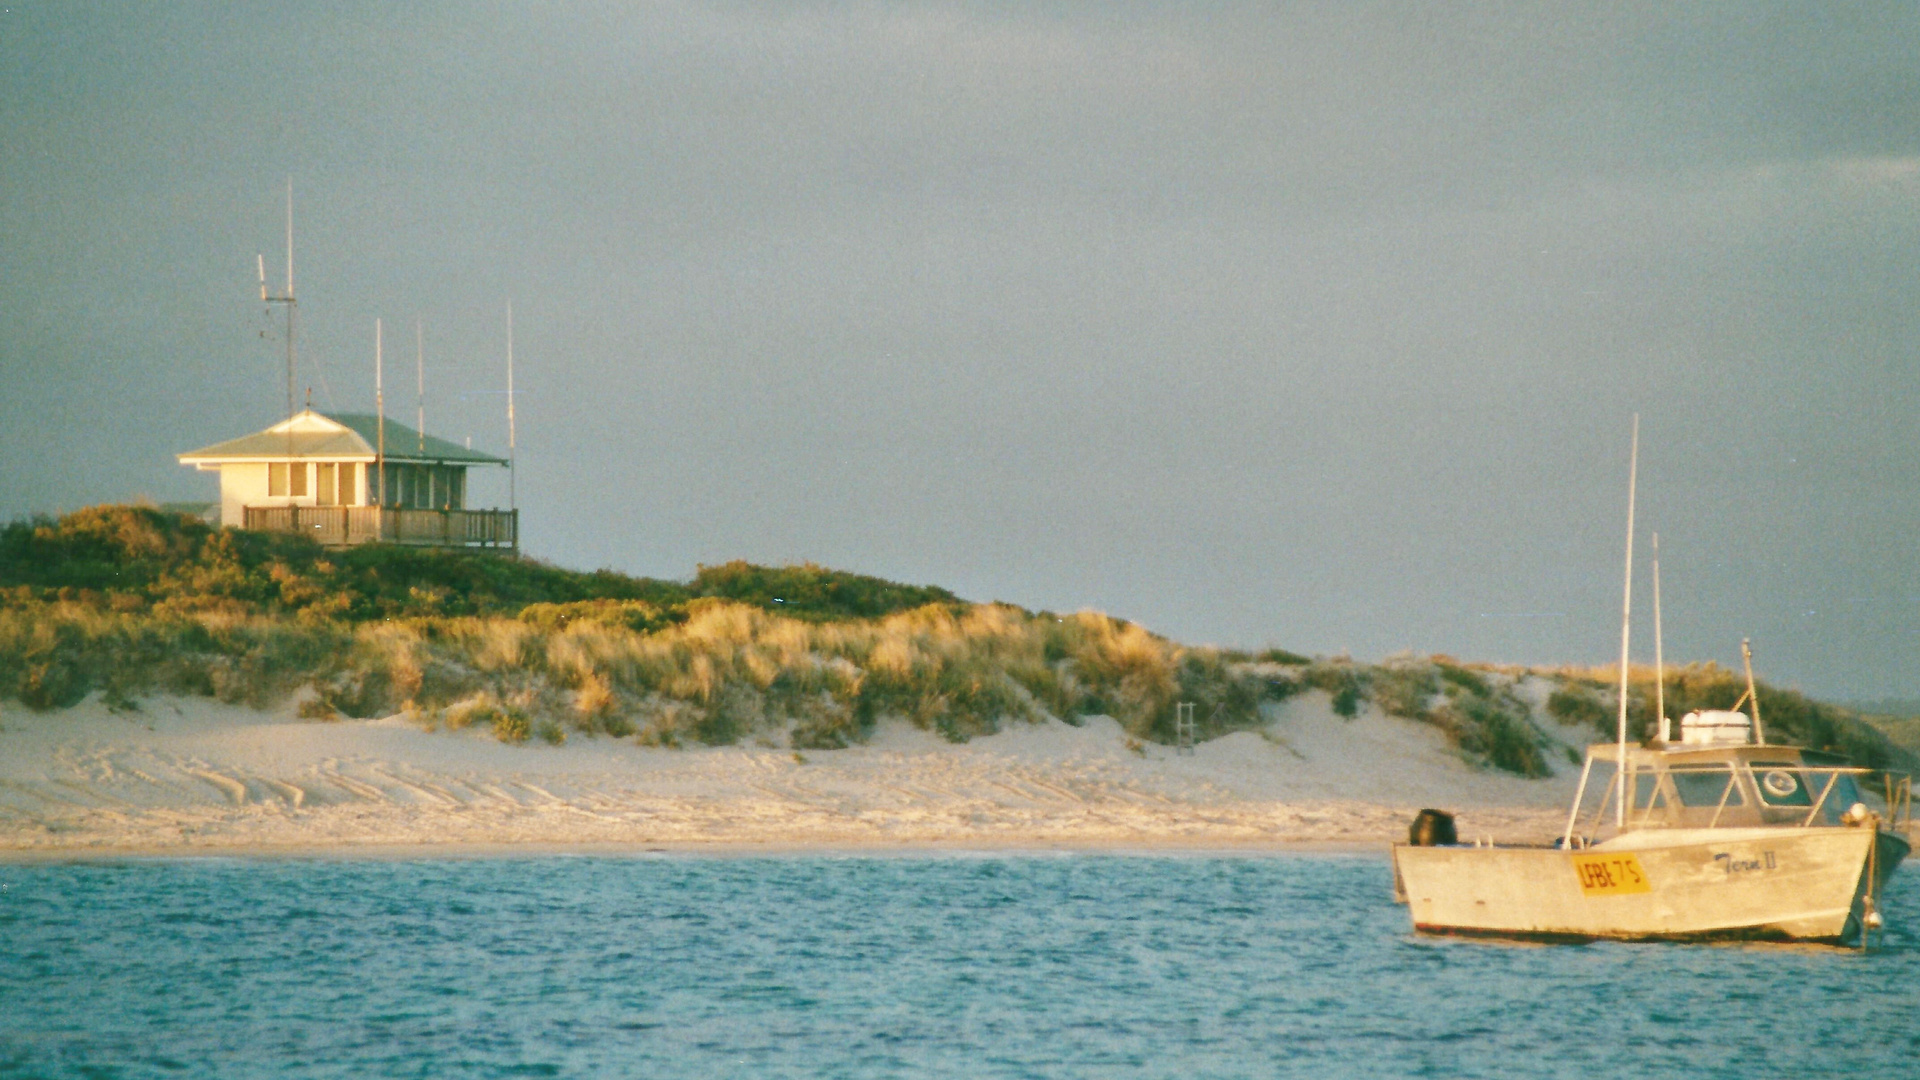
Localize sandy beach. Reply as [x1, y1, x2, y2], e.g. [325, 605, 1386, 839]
[0, 690, 1588, 857]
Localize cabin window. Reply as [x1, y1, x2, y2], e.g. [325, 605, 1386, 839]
[1814, 774, 1866, 824]
[339, 462, 357, 505]
[448, 469, 465, 509]
[1751, 761, 1813, 807]
[268, 462, 288, 497]
[1829, 774, 1864, 810]
[289, 462, 308, 498]
[1631, 773, 1666, 810]
[1669, 767, 1744, 808]
[316, 463, 336, 505]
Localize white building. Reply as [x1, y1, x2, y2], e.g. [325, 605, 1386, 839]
[178, 410, 515, 549]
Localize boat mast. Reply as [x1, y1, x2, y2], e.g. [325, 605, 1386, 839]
[1614, 415, 1639, 830]
[1653, 532, 1666, 743]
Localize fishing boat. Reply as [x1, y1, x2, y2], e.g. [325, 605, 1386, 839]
[1391, 420, 1912, 946]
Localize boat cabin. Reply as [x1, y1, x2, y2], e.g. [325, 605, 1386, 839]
[177, 410, 516, 549]
[1565, 708, 1902, 842]
[1581, 742, 1872, 833]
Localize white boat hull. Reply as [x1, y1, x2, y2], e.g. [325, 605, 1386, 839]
[1393, 827, 1908, 945]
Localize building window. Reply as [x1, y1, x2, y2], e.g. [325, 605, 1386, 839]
[268, 462, 288, 497]
[340, 462, 357, 506]
[316, 463, 336, 505]
[289, 461, 308, 498]
[449, 469, 465, 509]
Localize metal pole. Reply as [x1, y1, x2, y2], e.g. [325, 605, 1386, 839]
[376, 319, 386, 511]
[1741, 638, 1765, 745]
[506, 300, 516, 518]
[285, 178, 295, 422]
[1653, 532, 1665, 742]
[1614, 415, 1638, 830]
[416, 319, 425, 456]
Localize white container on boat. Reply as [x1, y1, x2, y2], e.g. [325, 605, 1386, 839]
[1678, 709, 1752, 745]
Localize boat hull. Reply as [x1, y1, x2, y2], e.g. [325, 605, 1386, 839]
[1393, 827, 1908, 945]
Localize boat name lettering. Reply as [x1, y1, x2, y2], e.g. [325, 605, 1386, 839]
[1570, 852, 1652, 896]
[1711, 851, 1776, 875]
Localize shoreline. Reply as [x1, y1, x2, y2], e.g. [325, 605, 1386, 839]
[1, 693, 1585, 860]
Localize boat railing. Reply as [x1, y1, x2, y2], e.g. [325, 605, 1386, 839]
[1579, 760, 1893, 838]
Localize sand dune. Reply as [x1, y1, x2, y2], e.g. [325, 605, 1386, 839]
[0, 691, 1588, 855]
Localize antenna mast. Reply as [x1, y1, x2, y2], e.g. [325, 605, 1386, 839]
[376, 319, 387, 508]
[1614, 414, 1638, 830]
[416, 319, 426, 457]
[257, 179, 298, 420]
[506, 301, 517, 515]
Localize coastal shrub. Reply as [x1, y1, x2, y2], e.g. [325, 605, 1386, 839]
[1431, 696, 1551, 778]
[789, 693, 862, 749]
[519, 599, 676, 636]
[1546, 684, 1609, 731]
[1436, 661, 1492, 698]
[1372, 663, 1439, 721]
[1256, 647, 1311, 665]
[493, 708, 531, 744]
[691, 560, 961, 622]
[1169, 649, 1268, 740]
[443, 692, 502, 732]
[1303, 661, 1366, 719]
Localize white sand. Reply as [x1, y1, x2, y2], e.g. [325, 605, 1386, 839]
[0, 690, 1588, 856]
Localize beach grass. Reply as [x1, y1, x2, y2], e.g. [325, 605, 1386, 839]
[2, 505, 1911, 779]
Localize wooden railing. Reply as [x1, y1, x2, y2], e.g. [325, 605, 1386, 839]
[243, 506, 517, 549]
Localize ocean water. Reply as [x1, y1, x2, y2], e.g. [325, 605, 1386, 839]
[2, 854, 1915, 1079]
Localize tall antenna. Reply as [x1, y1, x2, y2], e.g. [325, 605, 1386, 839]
[506, 300, 517, 515]
[257, 178, 298, 421]
[376, 319, 387, 508]
[1653, 532, 1666, 743]
[415, 319, 426, 457]
[1614, 414, 1638, 830]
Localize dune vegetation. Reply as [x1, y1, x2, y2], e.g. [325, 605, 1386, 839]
[1, 506, 1912, 780]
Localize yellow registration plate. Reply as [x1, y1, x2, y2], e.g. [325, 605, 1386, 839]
[1571, 852, 1652, 896]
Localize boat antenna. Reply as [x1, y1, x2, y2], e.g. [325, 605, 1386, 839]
[1614, 414, 1638, 830]
[376, 319, 387, 508]
[1741, 638, 1765, 745]
[506, 300, 516, 516]
[1653, 532, 1666, 743]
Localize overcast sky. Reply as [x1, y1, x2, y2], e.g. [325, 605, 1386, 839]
[3, 2, 1917, 700]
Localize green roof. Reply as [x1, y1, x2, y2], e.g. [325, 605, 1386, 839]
[177, 411, 507, 466]
[330, 414, 507, 465]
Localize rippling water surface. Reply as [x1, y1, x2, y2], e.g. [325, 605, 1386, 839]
[2, 853, 1915, 1078]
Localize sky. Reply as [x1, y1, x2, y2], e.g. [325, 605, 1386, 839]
[2, 2, 1917, 700]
